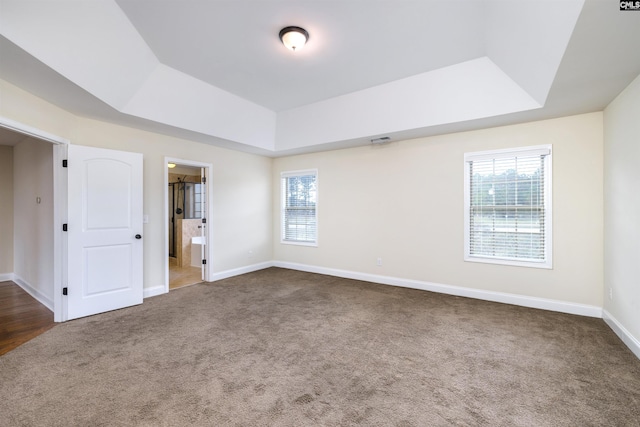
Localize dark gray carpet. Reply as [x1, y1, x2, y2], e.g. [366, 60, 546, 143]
[1, 268, 639, 426]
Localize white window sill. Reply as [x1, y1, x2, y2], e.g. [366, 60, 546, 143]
[464, 255, 552, 269]
[281, 240, 318, 247]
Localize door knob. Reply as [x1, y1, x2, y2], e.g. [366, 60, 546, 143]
[135, 234, 142, 239]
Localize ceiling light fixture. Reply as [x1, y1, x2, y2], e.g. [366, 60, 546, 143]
[279, 26, 309, 51]
[167, 163, 176, 168]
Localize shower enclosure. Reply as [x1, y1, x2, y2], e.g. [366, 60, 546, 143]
[168, 181, 204, 258]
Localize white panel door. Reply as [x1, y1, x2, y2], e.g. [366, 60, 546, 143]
[67, 145, 143, 320]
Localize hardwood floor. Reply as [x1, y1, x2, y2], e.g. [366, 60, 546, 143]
[0, 265, 203, 357]
[0, 281, 55, 356]
[169, 259, 203, 290]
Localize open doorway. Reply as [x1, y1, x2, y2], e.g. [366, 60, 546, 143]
[0, 117, 68, 323]
[164, 158, 212, 291]
[2, 117, 145, 323]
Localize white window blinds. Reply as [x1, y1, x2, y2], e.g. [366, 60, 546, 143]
[465, 146, 551, 268]
[281, 170, 317, 244]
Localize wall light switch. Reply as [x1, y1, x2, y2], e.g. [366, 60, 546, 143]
[143, 214, 149, 224]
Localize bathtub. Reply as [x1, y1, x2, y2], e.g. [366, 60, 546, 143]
[191, 236, 205, 268]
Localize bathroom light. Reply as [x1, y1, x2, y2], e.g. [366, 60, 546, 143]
[279, 26, 309, 51]
[167, 163, 176, 168]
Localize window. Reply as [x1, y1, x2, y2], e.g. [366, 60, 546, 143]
[184, 182, 204, 219]
[464, 145, 552, 268]
[281, 170, 318, 245]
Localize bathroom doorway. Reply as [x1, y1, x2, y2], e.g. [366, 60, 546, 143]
[164, 159, 211, 291]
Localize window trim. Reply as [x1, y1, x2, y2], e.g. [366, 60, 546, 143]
[280, 169, 318, 247]
[464, 145, 552, 269]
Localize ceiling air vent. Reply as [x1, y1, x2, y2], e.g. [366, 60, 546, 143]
[370, 137, 391, 145]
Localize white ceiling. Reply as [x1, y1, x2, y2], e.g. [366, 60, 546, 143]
[1, 0, 639, 155]
[115, 0, 486, 112]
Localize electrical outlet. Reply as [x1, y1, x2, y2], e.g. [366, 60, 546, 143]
[609, 288, 613, 301]
[376, 257, 382, 267]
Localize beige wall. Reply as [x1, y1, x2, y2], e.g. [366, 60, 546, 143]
[71, 118, 273, 287]
[1, 79, 273, 293]
[604, 73, 640, 346]
[13, 137, 54, 303]
[0, 77, 608, 317]
[274, 113, 604, 307]
[0, 145, 14, 275]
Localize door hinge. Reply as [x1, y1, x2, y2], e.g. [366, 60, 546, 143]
[201, 176, 206, 183]
[202, 259, 207, 265]
[62, 159, 68, 168]
[201, 218, 207, 224]
[62, 287, 68, 296]
[62, 224, 68, 231]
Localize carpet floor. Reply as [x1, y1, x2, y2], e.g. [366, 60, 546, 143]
[1, 267, 639, 426]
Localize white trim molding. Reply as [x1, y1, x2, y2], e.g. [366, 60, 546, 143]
[13, 275, 54, 312]
[273, 261, 602, 318]
[0, 116, 70, 146]
[143, 259, 640, 359]
[464, 144, 553, 269]
[209, 261, 274, 282]
[163, 157, 214, 294]
[1, 116, 70, 322]
[280, 169, 318, 247]
[0, 273, 15, 282]
[603, 310, 640, 360]
[143, 285, 166, 299]
[145, 261, 274, 299]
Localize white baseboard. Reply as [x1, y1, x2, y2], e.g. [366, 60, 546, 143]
[273, 261, 603, 318]
[144, 285, 166, 299]
[13, 275, 54, 312]
[139, 260, 640, 360]
[0, 272, 15, 282]
[208, 261, 274, 282]
[603, 310, 640, 360]
[144, 261, 274, 299]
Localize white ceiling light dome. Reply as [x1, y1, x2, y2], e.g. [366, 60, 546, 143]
[279, 26, 309, 51]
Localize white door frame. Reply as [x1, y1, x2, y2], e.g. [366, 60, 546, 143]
[0, 116, 69, 322]
[164, 157, 213, 292]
